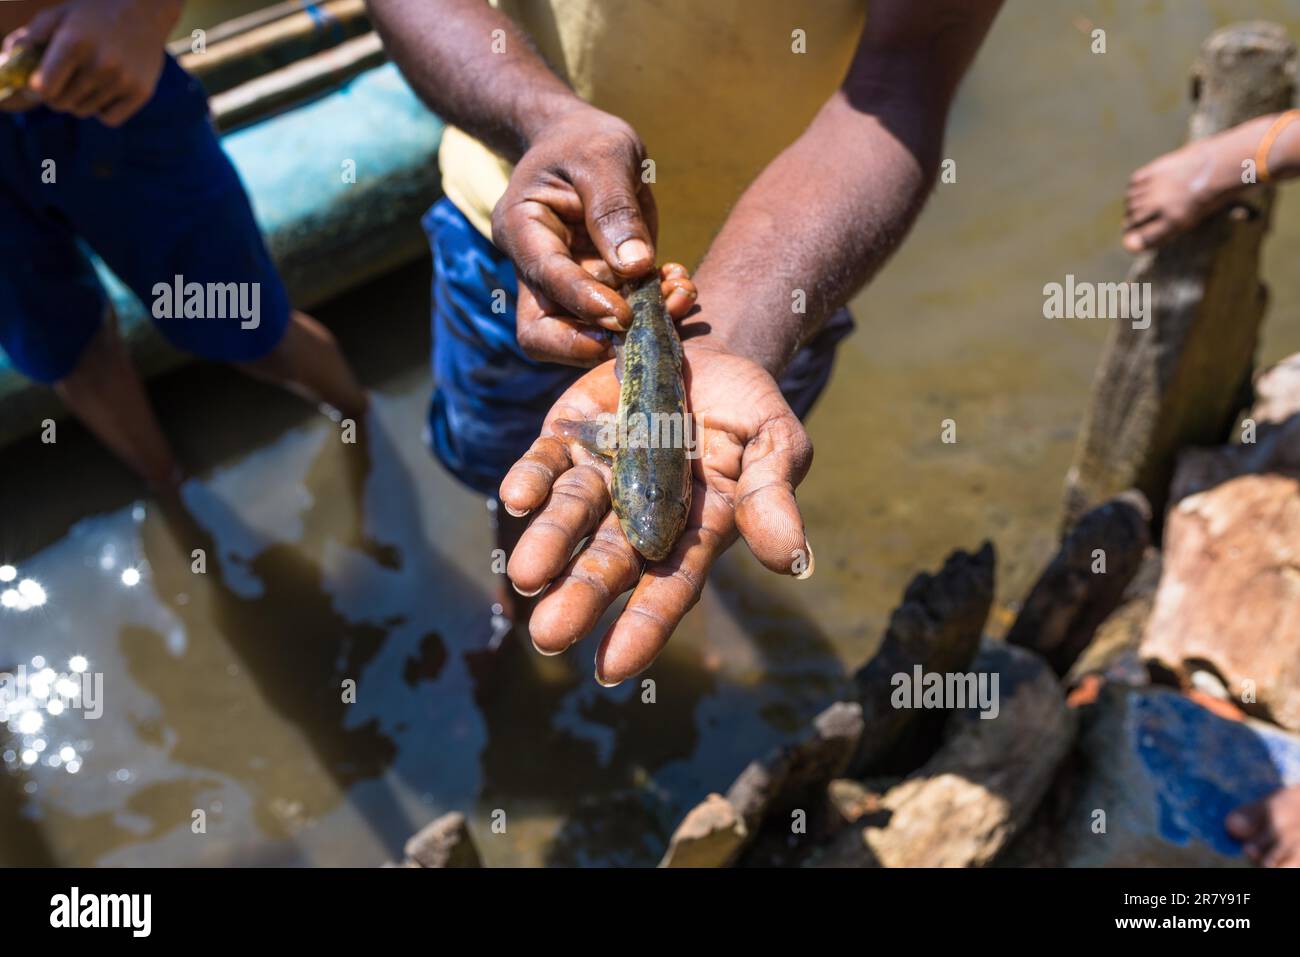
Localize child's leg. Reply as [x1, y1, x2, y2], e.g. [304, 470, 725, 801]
[237, 309, 368, 418]
[1124, 110, 1300, 251]
[0, 117, 179, 486]
[53, 310, 181, 488]
[60, 57, 367, 421]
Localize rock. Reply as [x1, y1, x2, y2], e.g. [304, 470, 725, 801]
[849, 542, 995, 774]
[826, 779, 888, 826]
[828, 641, 1074, 867]
[1008, 491, 1151, 676]
[1062, 24, 1296, 525]
[1170, 413, 1300, 502]
[1250, 352, 1300, 426]
[1169, 353, 1300, 502]
[659, 794, 747, 868]
[1059, 685, 1300, 866]
[403, 811, 482, 868]
[1140, 469, 1300, 732]
[726, 701, 864, 841]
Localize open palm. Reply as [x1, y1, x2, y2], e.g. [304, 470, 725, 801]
[499, 339, 814, 685]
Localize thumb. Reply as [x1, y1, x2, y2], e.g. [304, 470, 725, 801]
[732, 414, 815, 579]
[571, 158, 657, 280]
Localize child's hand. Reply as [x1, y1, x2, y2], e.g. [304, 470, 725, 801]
[7, 0, 183, 126]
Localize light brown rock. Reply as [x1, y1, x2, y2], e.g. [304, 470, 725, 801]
[404, 811, 482, 868]
[659, 794, 747, 868]
[856, 641, 1074, 867]
[1251, 353, 1300, 427]
[1141, 469, 1300, 731]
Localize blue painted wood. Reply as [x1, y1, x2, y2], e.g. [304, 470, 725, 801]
[1131, 689, 1300, 856]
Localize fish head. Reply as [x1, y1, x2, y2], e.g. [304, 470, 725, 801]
[616, 478, 690, 562]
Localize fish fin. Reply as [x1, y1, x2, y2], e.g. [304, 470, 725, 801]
[554, 418, 616, 461]
[613, 335, 625, 384]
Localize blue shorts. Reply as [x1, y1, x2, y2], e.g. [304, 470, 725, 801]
[0, 56, 290, 384]
[424, 197, 854, 497]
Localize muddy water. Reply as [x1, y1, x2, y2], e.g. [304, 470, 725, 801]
[3, 0, 1300, 866]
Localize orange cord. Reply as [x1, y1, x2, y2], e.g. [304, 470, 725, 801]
[1255, 109, 1300, 183]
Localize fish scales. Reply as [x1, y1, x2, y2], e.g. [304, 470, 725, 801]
[610, 274, 691, 561]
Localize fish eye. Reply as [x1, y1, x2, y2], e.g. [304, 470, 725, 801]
[645, 484, 663, 502]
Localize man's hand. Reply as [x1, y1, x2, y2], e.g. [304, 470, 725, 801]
[516, 256, 697, 367]
[493, 106, 697, 366]
[499, 338, 814, 686]
[5, 0, 182, 126]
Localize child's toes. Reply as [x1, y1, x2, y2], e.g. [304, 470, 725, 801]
[1123, 217, 1169, 252]
[1123, 198, 1155, 229]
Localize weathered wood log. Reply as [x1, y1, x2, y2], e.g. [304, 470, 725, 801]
[1062, 22, 1296, 529]
[1007, 491, 1150, 676]
[818, 641, 1075, 868]
[176, 0, 371, 96]
[210, 31, 387, 132]
[848, 542, 995, 774]
[725, 701, 864, 843]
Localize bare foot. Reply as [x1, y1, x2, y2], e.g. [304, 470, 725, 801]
[239, 310, 369, 419]
[54, 315, 182, 488]
[1227, 784, 1300, 867]
[1123, 114, 1274, 252]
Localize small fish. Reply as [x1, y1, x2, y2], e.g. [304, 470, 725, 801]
[0, 43, 42, 104]
[558, 273, 692, 561]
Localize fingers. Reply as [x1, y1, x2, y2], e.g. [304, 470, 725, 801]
[513, 261, 696, 364]
[733, 413, 815, 578]
[660, 262, 697, 319]
[506, 460, 610, 597]
[515, 283, 616, 366]
[594, 483, 736, 685]
[570, 150, 656, 281]
[528, 510, 642, 655]
[1226, 801, 1268, 841]
[67, 76, 122, 119]
[99, 91, 149, 128]
[495, 198, 632, 329]
[499, 434, 573, 517]
[28, 12, 85, 106]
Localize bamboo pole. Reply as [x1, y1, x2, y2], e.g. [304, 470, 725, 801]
[173, 0, 369, 94]
[167, 1, 339, 54]
[209, 31, 386, 131]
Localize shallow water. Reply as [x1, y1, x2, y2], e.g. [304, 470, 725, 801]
[3, 0, 1300, 866]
